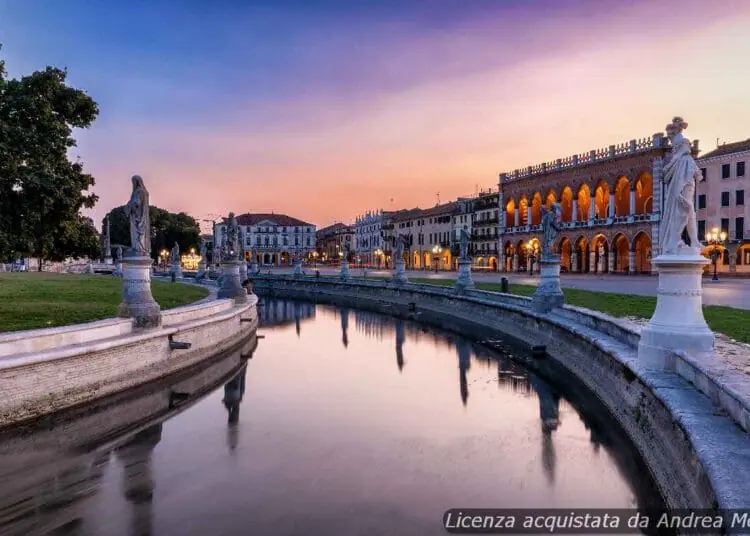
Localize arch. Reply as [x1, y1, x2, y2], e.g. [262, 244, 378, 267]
[545, 189, 557, 211]
[575, 235, 589, 273]
[614, 176, 630, 216]
[531, 192, 543, 226]
[612, 233, 630, 273]
[635, 172, 653, 214]
[412, 250, 421, 269]
[558, 237, 572, 271]
[489, 256, 497, 271]
[594, 180, 610, 219]
[423, 251, 432, 270]
[560, 186, 574, 222]
[505, 198, 516, 228]
[591, 233, 609, 273]
[504, 240, 514, 271]
[442, 250, 452, 271]
[576, 184, 591, 221]
[632, 232, 652, 273]
[519, 195, 529, 226]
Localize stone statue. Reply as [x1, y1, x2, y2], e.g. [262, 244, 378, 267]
[170, 242, 180, 264]
[660, 117, 701, 254]
[541, 203, 563, 260]
[115, 246, 122, 262]
[103, 215, 111, 258]
[199, 241, 207, 261]
[394, 235, 405, 258]
[459, 225, 471, 261]
[224, 213, 239, 261]
[126, 175, 151, 256]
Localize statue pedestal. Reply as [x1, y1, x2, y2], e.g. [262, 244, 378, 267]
[638, 250, 715, 371]
[196, 261, 207, 279]
[170, 262, 182, 279]
[118, 256, 161, 329]
[250, 261, 259, 275]
[238, 260, 248, 282]
[112, 261, 123, 277]
[217, 261, 247, 303]
[455, 259, 475, 293]
[340, 260, 350, 281]
[393, 260, 408, 284]
[104, 256, 113, 266]
[532, 256, 565, 313]
[293, 260, 303, 276]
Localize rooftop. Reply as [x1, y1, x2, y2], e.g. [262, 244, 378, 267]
[699, 139, 750, 160]
[234, 213, 314, 227]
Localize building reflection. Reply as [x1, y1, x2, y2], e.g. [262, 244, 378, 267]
[114, 423, 163, 536]
[456, 339, 472, 407]
[395, 319, 405, 372]
[258, 299, 315, 329]
[340, 307, 349, 348]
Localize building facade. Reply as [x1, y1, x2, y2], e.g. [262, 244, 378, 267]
[354, 210, 387, 267]
[393, 202, 456, 270]
[213, 213, 316, 267]
[498, 133, 682, 274]
[316, 222, 355, 263]
[470, 189, 500, 270]
[697, 139, 750, 273]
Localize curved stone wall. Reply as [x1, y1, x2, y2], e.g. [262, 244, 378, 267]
[250, 275, 750, 512]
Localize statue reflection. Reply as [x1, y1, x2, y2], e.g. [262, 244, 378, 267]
[456, 339, 472, 407]
[340, 307, 349, 348]
[114, 423, 163, 536]
[395, 319, 405, 371]
[294, 302, 301, 336]
[529, 374, 560, 485]
[223, 365, 248, 451]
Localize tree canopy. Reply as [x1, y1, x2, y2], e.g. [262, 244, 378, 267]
[104, 206, 201, 260]
[0, 45, 100, 267]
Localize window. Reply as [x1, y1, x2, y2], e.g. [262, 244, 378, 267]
[722, 164, 731, 179]
[698, 194, 706, 209]
[738, 162, 746, 177]
[700, 168, 707, 181]
[721, 218, 729, 234]
[738, 190, 745, 206]
[698, 220, 706, 241]
[736, 218, 745, 241]
[721, 192, 730, 206]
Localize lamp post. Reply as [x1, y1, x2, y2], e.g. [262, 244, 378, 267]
[159, 249, 169, 271]
[706, 227, 727, 281]
[432, 245, 443, 272]
[525, 240, 539, 275]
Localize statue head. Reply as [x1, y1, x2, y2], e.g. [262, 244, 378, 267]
[228, 212, 235, 220]
[131, 175, 145, 189]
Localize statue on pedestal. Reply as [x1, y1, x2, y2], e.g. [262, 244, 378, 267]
[459, 226, 471, 261]
[225, 213, 239, 261]
[170, 242, 180, 265]
[199, 242, 207, 262]
[660, 117, 702, 255]
[103, 215, 112, 261]
[394, 235, 405, 260]
[541, 203, 562, 260]
[126, 175, 151, 256]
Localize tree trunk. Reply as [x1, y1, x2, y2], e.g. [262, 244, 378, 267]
[38, 257, 43, 272]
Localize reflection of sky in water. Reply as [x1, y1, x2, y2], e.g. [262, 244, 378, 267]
[0, 300, 660, 536]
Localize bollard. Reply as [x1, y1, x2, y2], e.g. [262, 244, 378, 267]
[500, 277, 508, 293]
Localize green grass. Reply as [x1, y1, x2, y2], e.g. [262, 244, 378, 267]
[406, 277, 750, 343]
[0, 273, 210, 332]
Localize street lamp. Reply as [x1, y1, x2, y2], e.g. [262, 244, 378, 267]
[706, 227, 727, 281]
[431, 245, 443, 272]
[159, 249, 169, 270]
[525, 240, 540, 275]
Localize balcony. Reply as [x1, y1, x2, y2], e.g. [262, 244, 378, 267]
[473, 217, 499, 226]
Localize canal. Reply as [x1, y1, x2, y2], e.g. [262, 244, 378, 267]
[0, 299, 665, 535]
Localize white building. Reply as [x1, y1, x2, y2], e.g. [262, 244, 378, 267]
[354, 210, 386, 267]
[214, 213, 316, 267]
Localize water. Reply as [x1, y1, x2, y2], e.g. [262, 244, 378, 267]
[0, 299, 664, 536]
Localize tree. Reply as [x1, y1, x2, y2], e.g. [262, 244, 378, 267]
[0, 45, 100, 268]
[103, 206, 201, 260]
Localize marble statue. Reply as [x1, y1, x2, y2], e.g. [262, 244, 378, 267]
[170, 242, 180, 264]
[541, 203, 563, 260]
[459, 226, 471, 261]
[199, 241, 207, 261]
[103, 215, 111, 258]
[394, 235, 405, 258]
[126, 175, 151, 256]
[660, 117, 701, 254]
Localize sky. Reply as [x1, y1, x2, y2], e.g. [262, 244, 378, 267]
[2, 0, 750, 231]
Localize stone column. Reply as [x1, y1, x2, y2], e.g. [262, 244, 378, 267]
[608, 193, 615, 219]
[638, 248, 714, 370]
[455, 258, 475, 293]
[628, 251, 636, 274]
[514, 210, 519, 227]
[571, 251, 578, 272]
[588, 201, 595, 222]
[572, 200, 578, 222]
[393, 258, 408, 284]
[652, 156, 664, 216]
[607, 251, 615, 273]
[118, 255, 161, 329]
[218, 260, 247, 303]
[512, 253, 518, 272]
[597, 248, 605, 272]
[629, 190, 636, 215]
[532, 255, 564, 313]
[589, 250, 596, 273]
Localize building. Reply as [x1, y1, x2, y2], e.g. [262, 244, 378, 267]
[393, 202, 456, 270]
[697, 139, 750, 273]
[316, 222, 355, 263]
[213, 213, 316, 267]
[354, 210, 387, 267]
[498, 132, 679, 274]
[469, 189, 500, 270]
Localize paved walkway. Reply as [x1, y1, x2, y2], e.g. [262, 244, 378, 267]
[264, 266, 750, 310]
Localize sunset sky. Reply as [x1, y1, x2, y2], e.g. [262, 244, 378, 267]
[2, 0, 749, 230]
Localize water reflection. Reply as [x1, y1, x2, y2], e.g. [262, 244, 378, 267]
[0, 301, 665, 536]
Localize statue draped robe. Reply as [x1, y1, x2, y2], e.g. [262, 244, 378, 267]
[660, 139, 700, 254]
[127, 179, 150, 256]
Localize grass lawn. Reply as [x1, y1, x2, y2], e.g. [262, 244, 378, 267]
[0, 273, 210, 332]
[406, 277, 750, 344]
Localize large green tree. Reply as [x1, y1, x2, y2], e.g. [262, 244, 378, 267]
[0, 45, 100, 268]
[103, 206, 201, 260]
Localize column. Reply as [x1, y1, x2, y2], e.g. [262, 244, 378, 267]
[729, 243, 738, 274]
[629, 190, 636, 215]
[608, 193, 615, 219]
[514, 210, 519, 227]
[628, 251, 636, 274]
[512, 253, 518, 271]
[651, 157, 664, 215]
[589, 250, 596, 273]
[572, 200, 578, 222]
[571, 251, 578, 272]
[608, 250, 615, 273]
[588, 201, 595, 222]
[598, 248, 605, 272]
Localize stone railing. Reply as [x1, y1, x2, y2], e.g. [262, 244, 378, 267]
[500, 133, 666, 183]
[249, 274, 750, 511]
